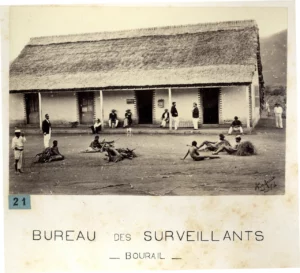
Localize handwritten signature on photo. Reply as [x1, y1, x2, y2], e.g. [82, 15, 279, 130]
[255, 176, 277, 193]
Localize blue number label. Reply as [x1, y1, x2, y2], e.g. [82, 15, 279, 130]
[9, 195, 31, 209]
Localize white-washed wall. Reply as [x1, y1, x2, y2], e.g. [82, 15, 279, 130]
[41, 92, 78, 125]
[154, 89, 169, 124]
[221, 86, 248, 126]
[172, 89, 199, 127]
[99, 90, 136, 126]
[251, 65, 261, 127]
[154, 88, 199, 127]
[9, 93, 25, 125]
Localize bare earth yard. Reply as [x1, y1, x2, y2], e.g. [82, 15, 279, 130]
[9, 122, 285, 196]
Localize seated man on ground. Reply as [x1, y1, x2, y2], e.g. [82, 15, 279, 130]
[49, 140, 64, 161]
[228, 116, 244, 135]
[160, 109, 169, 128]
[90, 118, 102, 134]
[213, 135, 242, 155]
[109, 109, 119, 128]
[83, 135, 102, 153]
[182, 141, 220, 161]
[198, 134, 231, 151]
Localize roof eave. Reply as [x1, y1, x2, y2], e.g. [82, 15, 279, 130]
[9, 82, 252, 93]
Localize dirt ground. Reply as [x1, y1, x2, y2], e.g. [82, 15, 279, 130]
[9, 118, 285, 196]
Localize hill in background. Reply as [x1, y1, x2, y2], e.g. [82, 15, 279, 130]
[260, 29, 287, 87]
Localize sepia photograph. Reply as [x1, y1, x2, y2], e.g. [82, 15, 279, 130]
[2, 2, 299, 272]
[8, 5, 287, 196]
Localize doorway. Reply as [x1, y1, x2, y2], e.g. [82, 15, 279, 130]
[136, 90, 153, 124]
[25, 93, 39, 124]
[202, 88, 219, 124]
[78, 92, 94, 124]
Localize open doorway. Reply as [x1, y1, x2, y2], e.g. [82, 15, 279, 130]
[136, 90, 153, 124]
[25, 93, 39, 124]
[202, 88, 219, 124]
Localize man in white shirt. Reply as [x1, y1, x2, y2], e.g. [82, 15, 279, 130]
[274, 103, 283, 128]
[11, 129, 26, 173]
[90, 118, 102, 134]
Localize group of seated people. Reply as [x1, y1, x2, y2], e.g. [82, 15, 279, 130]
[182, 134, 242, 161]
[90, 109, 133, 134]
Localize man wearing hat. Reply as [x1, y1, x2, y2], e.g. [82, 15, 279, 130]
[213, 135, 242, 155]
[124, 109, 133, 136]
[171, 102, 179, 130]
[228, 116, 243, 135]
[42, 113, 52, 148]
[274, 103, 283, 128]
[109, 109, 119, 128]
[11, 129, 26, 173]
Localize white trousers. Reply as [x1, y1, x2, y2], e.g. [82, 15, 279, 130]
[44, 133, 51, 148]
[275, 113, 283, 128]
[192, 118, 199, 129]
[228, 126, 243, 134]
[171, 116, 179, 130]
[109, 119, 119, 128]
[161, 119, 167, 127]
[14, 150, 23, 169]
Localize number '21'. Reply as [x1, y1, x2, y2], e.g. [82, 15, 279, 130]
[13, 197, 26, 206]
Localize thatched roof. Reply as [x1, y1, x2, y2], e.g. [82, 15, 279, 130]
[10, 20, 263, 92]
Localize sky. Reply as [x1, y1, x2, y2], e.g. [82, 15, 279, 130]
[9, 5, 288, 62]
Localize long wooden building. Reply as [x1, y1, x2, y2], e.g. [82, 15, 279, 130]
[9, 20, 264, 129]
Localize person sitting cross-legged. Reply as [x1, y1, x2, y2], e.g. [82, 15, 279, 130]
[228, 116, 244, 135]
[81, 135, 102, 153]
[48, 140, 64, 162]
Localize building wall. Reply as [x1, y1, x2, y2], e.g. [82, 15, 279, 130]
[154, 88, 199, 127]
[251, 65, 261, 127]
[97, 90, 136, 126]
[41, 92, 78, 124]
[9, 93, 25, 125]
[221, 86, 249, 126]
[153, 89, 169, 125]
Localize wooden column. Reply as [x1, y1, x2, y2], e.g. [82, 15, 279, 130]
[168, 88, 172, 130]
[99, 90, 104, 130]
[38, 92, 42, 129]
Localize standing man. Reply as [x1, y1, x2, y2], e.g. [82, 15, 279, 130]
[171, 102, 179, 130]
[192, 102, 199, 130]
[42, 113, 51, 148]
[11, 129, 26, 173]
[274, 103, 283, 128]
